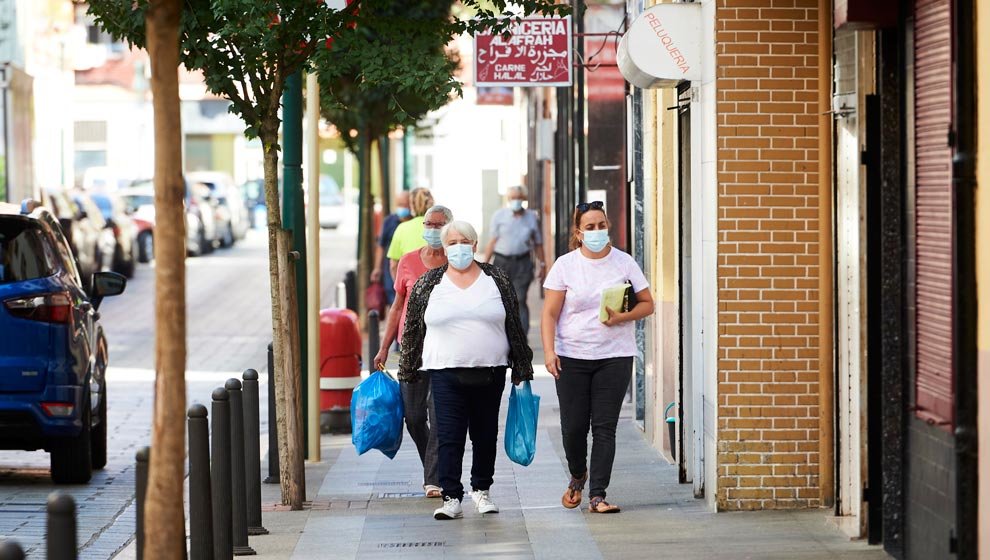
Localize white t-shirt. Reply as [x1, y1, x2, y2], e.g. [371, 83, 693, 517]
[542, 248, 649, 360]
[421, 273, 510, 370]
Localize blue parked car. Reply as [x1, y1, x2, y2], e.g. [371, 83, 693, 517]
[0, 200, 125, 483]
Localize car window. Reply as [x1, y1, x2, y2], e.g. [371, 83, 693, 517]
[0, 220, 58, 284]
[42, 215, 81, 282]
[122, 193, 154, 210]
[91, 195, 114, 220]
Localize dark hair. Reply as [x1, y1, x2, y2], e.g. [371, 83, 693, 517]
[569, 203, 608, 251]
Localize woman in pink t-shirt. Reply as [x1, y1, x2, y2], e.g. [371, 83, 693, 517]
[541, 201, 655, 514]
[373, 204, 452, 498]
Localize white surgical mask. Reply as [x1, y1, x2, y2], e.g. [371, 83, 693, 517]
[508, 199, 524, 212]
[445, 244, 475, 270]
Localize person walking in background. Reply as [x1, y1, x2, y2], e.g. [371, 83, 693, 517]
[373, 204, 454, 499]
[481, 186, 545, 336]
[386, 187, 434, 279]
[399, 220, 533, 521]
[541, 201, 655, 514]
[371, 190, 411, 313]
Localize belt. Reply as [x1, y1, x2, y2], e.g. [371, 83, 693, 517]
[494, 252, 530, 261]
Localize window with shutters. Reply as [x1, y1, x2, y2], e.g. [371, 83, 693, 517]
[912, 0, 954, 429]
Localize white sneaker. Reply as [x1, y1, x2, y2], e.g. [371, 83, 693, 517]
[470, 490, 499, 514]
[433, 497, 463, 520]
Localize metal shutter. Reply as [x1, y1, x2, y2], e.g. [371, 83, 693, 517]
[913, 0, 954, 427]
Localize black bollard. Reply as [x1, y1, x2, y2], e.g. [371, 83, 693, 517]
[241, 369, 268, 535]
[47, 493, 76, 560]
[0, 541, 24, 560]
[226, 379, 256, 556]
[135, 446, 149, 560]
[344, 270, 357, 312]
[188, 405, 214, 560]
[368, 310, 380, 369]
[211, 388, 233, 560]
[264, 343, 280, 485]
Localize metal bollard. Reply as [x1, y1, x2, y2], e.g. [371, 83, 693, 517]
[226, 379, 256, 556]
[344, 270, 357, 312]
[188, 405, 214, 560]
[264, 343, 280, 485]
[135, 446, 149, 560]
[241, 369, 268, 535]
[368, 310, 380, 368]
[211, 388, 233, 560]
[0, 540, 24, 560]
[47, 493, 76, 560]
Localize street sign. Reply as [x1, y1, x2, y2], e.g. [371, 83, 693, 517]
[475, 17, 572, 87]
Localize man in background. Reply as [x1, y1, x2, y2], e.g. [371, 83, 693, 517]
[371, 190, 411, 313]
[481, 185, 545, 335]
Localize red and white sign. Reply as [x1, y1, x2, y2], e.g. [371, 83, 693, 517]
[475, 17, 572, 87]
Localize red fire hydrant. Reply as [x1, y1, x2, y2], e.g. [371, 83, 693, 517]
[319, 308, 362, 433]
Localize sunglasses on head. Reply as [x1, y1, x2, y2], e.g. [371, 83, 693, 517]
[576, 201, 605, 212]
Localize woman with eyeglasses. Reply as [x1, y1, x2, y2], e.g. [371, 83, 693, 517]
[541, 201, 655, 514]
[374, 204, 454, 499]
[399, 220, 533, 521]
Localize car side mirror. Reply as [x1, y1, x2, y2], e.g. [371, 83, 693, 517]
[91, 271, 126, 310]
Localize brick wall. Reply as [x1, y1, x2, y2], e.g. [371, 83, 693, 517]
[714, 0, 822, 510]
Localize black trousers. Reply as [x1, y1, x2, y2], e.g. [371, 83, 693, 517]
[554, 356, 633, 499]
[492, 253, 534, 336]
[430, 367, 507, 501]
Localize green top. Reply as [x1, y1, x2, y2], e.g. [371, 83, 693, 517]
[386, 216, 427, 260]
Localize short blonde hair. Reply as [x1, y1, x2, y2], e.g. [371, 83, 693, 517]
[440, 220, 478, 244]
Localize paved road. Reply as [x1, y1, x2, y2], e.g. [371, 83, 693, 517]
[0, 219, 356, 558]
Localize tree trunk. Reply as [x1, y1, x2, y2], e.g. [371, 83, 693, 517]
[356, 133, 374, 327]
[144, 1, 186, 558]
[259, 126, 306, 509]
[379, 136, 391, 216]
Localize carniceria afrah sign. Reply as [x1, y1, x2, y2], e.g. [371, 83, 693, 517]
[617, 4, 701, 88]
[475, 17, 572, 87]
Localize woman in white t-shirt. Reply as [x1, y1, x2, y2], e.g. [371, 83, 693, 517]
[399, 221, 533, 521]
[541, 201, 655, 514]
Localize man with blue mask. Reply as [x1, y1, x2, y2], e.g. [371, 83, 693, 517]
[481, 186, 545, 336]
[372, 190, 412, 311]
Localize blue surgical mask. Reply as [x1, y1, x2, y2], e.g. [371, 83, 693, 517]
[446, 244, 475, 270]
[396, 207, 411, 219]
[508, 199, 524, 212]
[581, 229, 609, 252]
[422, 228, 442, 248]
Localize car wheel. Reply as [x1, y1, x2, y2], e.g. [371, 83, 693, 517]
[91, 384, 107, 470]
[138, 232, 154, 263]
[221, 224, 234, 248]
[197, 227, 211, 255]
[50, 395, 93, 484]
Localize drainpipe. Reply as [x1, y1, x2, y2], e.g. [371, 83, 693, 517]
[817, 0, 835, 509]
[952, 0, 977, 557]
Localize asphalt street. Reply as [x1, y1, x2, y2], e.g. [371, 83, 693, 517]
[0, 218, 357, 558]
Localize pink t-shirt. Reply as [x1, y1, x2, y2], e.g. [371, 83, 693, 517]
[543, 247, 649, 360]
[394, 250, 430, 343]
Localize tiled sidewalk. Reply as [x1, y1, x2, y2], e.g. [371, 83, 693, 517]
[249, 371, 887, 559]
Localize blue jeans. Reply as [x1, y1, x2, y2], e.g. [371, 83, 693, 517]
[429, 367, 507, 501]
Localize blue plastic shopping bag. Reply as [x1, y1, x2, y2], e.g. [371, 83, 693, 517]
[351, 369, 404, 459]
[504, 380, 540, 466]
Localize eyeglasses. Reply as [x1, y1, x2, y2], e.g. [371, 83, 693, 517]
[576, 201, 605, 212]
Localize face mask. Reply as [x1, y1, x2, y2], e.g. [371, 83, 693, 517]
[508, 199, 524, 212]
[422, 228, 442, 248]
[446, 244, 475, 270]
[581, 229, 610, 252]
[396, 207, 411, 219]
